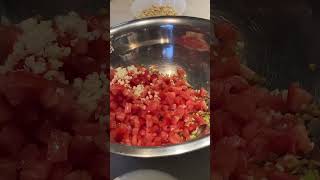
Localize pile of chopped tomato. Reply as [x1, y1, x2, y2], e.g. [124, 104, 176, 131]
[212, 21, 314, 180]
[110, 66, 209, 146]
[0, 14, 109, 180]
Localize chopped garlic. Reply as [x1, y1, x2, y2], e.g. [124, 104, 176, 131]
[24, 56, 47, 74]
[133, 84, 144, 97]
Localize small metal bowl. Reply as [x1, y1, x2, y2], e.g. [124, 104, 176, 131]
[110, 16, 210, 157]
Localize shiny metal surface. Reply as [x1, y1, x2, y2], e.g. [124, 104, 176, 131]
[110, 16, 210, 157]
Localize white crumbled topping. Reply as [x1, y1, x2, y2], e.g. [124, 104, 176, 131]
[44, 70, 69, 84]
[73, 78, 83, 89]
[127, 65, 138, 74]
[87, 30, 101, 41]
[55, 11, 88, 39]
[74, 72, 108, 112]
[44, 43, 70, 59]
[18, 20, 56, 55]
[18, 18, 37, 32]
[270, 89, 280, 96]
[56, 88, 65, 96]
[275, 163, 284, 172]
[114, 67, 128, 80]
[133, 84, 144, 97]
[24, 56, 47, 74]
[48, 58, 63, 70]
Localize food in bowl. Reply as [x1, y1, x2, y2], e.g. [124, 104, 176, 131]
[0, 12, 109, 180]
[136, 5, 177, 18]
[212, 20, 320, 179]
[110, 65, 209, 146]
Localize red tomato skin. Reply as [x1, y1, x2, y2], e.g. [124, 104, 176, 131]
[0, 25, 20, 63]
[0, 159, 17, 180]
[64, 170, 92, 180]
[0, 125, 25, 156]
[47, 130, 71, 163]
[268, 172, 299, 180]
[20, 160, 51, 180]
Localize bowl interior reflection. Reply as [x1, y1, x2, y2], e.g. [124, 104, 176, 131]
[110, 17, 210, 157]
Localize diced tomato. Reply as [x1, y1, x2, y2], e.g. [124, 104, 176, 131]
[20, 160, 51, 180]
[0, 96, 13, 124]
[88, 154, 108, 178]
[0, 25, 20, 63]
[19, 144, 41, 169]
[268, 171, 299, 180]
[49, 162, 73, 180]
[86, 15, 108, 32]
[64, 170, 92, 180]
[213, 56, 241, 78]
[258, 93, 287, 112]
[93, 132, 108, 153]
[168, 132, 183, 144]
[292, 125, 313, 153]
[63, 55, 101, 79]
[224, 75, 249, 93]
[0, 159, 17, 180]
[72, 38, 88, 55]
[268, 132, 296, 154]
[47, 130, 71, 162]
[287, 83, 313, 112]
[214, 21, 238, 47]
[36, 120, 53, 144]
[0, 72, 51, 106]
[212, 138, 240, 178]
[176, 35, 209, 51]
[241, 120, 261, 140]
[0, 125, 25, 155]
[224, 93, 256, 121]
[72, 123, 102, 136]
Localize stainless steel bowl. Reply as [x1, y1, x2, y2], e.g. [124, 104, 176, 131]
[110, 16, 210, 157]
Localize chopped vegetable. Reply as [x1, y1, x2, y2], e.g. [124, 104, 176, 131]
[137, 5, 177, 18]
[110, 65, 209, 146]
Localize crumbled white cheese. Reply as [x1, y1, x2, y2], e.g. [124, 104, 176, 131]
[24, 56, 47, 74]
[127, 65, 138, 74]
[48, 58, 63, 70]
[115, 67, 128, 80]
[133, 84, 144, 97]
[56, 88, 65, 96]
[74, 72, 108, 112]
[18, 18, 37, 32]
[55, 12, 88, 39]
[18, 20, 56, 55]
[44, 70, 69, 84]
